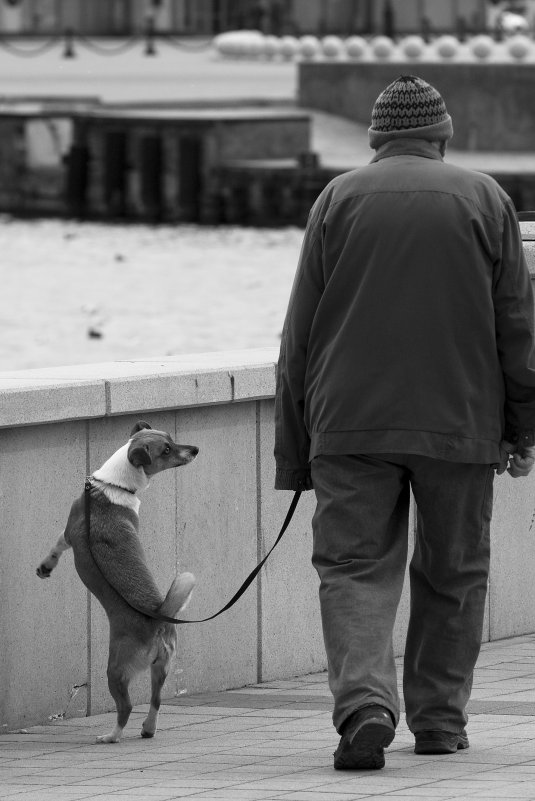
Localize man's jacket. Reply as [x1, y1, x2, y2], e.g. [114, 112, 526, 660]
[275, 139, 535, 491]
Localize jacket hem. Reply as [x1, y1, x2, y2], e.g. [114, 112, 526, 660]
[309, 429, 501, 465]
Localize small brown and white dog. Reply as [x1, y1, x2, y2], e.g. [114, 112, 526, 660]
[37, 421, 198, 744]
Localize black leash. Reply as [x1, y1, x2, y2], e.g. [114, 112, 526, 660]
[84, 479, 301, 625]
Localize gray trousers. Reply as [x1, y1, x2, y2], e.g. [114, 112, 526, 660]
[311, 454, 494, 735]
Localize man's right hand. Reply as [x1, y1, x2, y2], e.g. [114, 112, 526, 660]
[498, 440, 535, 477]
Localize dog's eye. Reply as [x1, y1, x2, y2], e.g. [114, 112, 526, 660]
[163, 445, 171, 455]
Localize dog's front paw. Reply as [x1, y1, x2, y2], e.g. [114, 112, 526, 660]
[36, 563, 52, 579]
[36, 553, 59, 579]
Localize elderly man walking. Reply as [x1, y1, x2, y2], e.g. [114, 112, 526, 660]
[275, 75, 535, 770]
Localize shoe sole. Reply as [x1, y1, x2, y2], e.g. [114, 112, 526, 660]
[334, 721, 396, 770]
[414, 738, 469, 755]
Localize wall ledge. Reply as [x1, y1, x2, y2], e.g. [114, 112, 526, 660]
[0, 347, 279, 429]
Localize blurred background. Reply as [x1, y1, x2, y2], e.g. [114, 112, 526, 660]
[0, 1, 533, 38]
[0, 0, 533, 371]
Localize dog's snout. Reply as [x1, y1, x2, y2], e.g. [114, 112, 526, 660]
[177, 444, 198, 464]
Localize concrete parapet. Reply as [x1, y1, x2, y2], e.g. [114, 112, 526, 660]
[0, 348, 278, 429]
[0, 230, 534, 731]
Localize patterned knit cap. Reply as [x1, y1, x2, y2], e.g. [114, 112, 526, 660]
[368, 75, 453, 149]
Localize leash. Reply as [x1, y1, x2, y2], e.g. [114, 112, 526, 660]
[84, 479, 301, 625]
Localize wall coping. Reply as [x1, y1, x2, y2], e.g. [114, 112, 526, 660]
[0, 347, 279, 429]
[0, 225, 533, 430]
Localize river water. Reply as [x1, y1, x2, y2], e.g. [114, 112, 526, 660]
[0, 217, 303, 371]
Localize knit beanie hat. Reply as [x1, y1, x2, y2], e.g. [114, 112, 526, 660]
[368, 75, 453, 149]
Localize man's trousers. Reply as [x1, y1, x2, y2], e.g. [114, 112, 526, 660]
[311, 454, 494, 734]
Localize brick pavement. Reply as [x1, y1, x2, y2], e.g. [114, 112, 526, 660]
[2, 635, 535, 800]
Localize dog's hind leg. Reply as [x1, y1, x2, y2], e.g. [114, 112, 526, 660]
[139, 575, 194, 739]
[141, 651, 171, 739]
[96, 655, 133, 744]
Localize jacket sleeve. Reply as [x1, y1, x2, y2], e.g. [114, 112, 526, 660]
[494, 200, 535, 450]
[274, 212, 325, 491]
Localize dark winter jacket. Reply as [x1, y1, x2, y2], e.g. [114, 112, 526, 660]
[275, 139, 535, 491]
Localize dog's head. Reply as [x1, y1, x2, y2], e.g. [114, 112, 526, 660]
[127, 421, 199, 476]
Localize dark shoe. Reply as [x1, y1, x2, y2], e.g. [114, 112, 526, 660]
[414, 729, 469, 755]
[333, 705, 395, 770]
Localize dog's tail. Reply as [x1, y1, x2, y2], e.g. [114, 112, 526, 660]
[159, 572, 195, 618]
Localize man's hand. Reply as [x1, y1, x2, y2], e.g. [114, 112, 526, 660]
[497, 440, 535, 477]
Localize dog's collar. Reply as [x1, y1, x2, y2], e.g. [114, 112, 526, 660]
[87, 476, 137, 495]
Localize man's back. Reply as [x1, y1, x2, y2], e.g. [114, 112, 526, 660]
[294, 140, 528, 465]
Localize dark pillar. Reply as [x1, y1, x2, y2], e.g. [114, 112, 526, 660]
[104, 130, 128, 217]
[140, 134, 164, 221]
[178, 135, 202, 222]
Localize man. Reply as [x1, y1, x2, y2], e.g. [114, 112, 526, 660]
[274, 75, 535, 770]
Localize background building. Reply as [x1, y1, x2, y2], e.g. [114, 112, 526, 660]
[0, 0, 530, 37]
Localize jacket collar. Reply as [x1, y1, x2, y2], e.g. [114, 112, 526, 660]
[370, 138, 445, 164]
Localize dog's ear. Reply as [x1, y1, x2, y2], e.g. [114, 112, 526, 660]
[130, 421, 152, 437]
[128, 442, 152, 468]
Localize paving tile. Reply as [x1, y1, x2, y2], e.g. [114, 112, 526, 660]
[0, 791, 103, 801]
[385, 763, 493, 781]
[5, 636, 535, 800]
[255, 757, 334, 771]
[211, 777, 335, 792]
[184, 792, 288, 800]
[279, 794, 372, 800]
[378, 789, 463, 798]
[154, 777, 246, 790]
[422, 777, 524, 793]
[328, 776, 441, 792]
[0, 789, 46, 801]
[102, 787, 186, 801]
[184, 754, 266, 767]
[471, 790, 535, 798]
[105, 792, 199, 800]
[242, 709, 327, 718]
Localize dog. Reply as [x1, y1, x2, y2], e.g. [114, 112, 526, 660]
[37, 421, 198, 744]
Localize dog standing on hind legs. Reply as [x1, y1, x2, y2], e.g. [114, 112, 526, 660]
[36, 421, 198, 744]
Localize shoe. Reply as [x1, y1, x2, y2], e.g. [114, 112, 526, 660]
[414, 729, 469, 754]
[333, 705, 395, 770]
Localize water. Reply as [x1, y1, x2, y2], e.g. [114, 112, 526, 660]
[0, 217, 303, 371]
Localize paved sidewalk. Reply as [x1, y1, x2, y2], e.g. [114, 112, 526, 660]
[2, 635, 535, 800]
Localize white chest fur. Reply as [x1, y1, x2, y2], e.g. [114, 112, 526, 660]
[92, 442, 149, 513]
